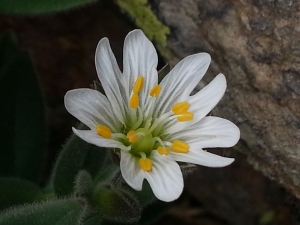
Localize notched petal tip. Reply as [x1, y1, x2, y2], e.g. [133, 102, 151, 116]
[171, 148, 235, 168]
[144, 153, 184, 202]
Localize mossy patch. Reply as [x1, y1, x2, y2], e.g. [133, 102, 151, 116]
[116, 0, 172, 58]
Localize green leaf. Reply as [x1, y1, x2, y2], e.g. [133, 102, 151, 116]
[0, 0, 97, 14]
[0, 33, 46, 182]
[0, 178, 46, 210]
[80, 210, 103, 225]
[0, 198, 84, 225]
[52, 131, 108, 197]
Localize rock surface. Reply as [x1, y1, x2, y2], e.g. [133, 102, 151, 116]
[147, 0, 300, 199]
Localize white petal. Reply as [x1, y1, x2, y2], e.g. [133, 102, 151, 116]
[169, 116, 240, 148]
[154, 53, 211, 118]
[120, 151, 144, 191]
[72, 128, 128, 150]
[95, 38, 126, 123]
[145, 151, 183, 202]
[165, 74, 227, 133]
[189, 74, 226, 121]
[123, 30, 158, 113]
[170, 144, 234, 167]
[120, 151, 183, 202]
[64, 89, 120, 132]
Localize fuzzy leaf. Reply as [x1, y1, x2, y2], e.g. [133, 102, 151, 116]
[52, 131, 108, 197]
[0, 33, 46, 182]
[0, 198, 84, 225]
[0, 0, 97, 14]
[0, 178, 45, 210]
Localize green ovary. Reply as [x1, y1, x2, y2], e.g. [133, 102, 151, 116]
[129, 128, 156, 156]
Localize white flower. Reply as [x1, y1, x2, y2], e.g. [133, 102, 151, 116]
[64, 29, 240, 202]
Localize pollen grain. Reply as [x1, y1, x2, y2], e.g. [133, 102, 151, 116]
[130, 93, 139, 108]
[149, 85, 161, 97]
[157, 146, 170, 155]
[177, 111, 194, 122]
[172, 101, 190, 115]
[139, 158, 152, 171]
[126, 130, 140, 143]
[133, 76, 144, 93]
[96, 125, 112, 139]
[171, 140, 189, 153]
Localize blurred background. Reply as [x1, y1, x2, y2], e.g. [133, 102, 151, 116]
[1, 0, 300, 224]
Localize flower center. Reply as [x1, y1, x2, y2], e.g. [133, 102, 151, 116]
[127, 128, 155, 156]
[95, 75, 194, 172]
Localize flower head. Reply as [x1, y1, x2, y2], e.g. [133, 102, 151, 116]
[65, 30, 240, 202]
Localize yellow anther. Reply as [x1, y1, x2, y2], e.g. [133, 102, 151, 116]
[96, 125, 111, 139]
[133, 76, 144, 93]
[177, 111, 194, 122]
[171, 140, 189, 153]
[130, 93, 139, 108]
[149, 85, 161, 97]
[139, 158, 152, 171]
[157, 146, 170, 155]
[172, 101, 190, 115]
[126, 130, 140, 143]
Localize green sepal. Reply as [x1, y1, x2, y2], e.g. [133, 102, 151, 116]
[0, 198, 85, 225]
[74, 170, 93, 196]
[91, 183, 142, 223]
[0, 0, 97, 15]
[0, 178, 46, 210]
[51, 130, 108, 197]
[0, 32, 46, 182]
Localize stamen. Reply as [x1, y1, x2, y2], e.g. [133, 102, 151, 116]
[157, 146, 170, 155]
[177, 111, 194, 122]
[130, 106, 144, 131]
[130, 93, 139, 108]
[171, 140, 189, 153]
[172, 101, 190, 115]
[96, 125, 111, 139]
[133, 76, 144, 93]
[149, 111, 173, 133]
[149, 85, 161, 97]
[126, 130, 140, 143]
[153, 137, 166, 147]
[139, 158, 152, 171]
